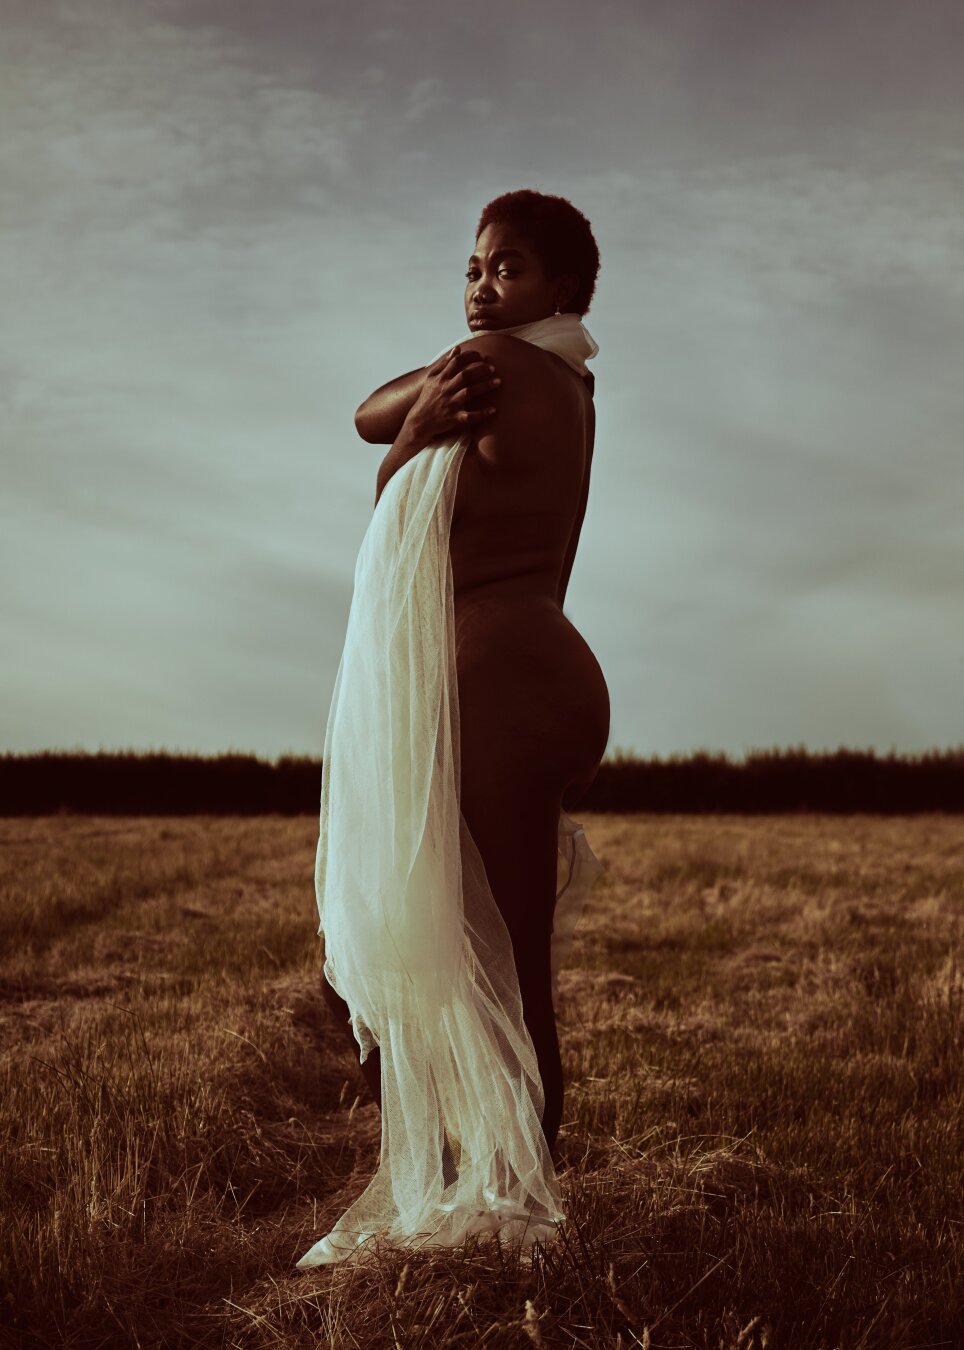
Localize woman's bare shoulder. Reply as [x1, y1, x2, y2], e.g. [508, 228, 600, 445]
[463, 331, 550, 367]
[465, 331, 579, 398]
[466, 336, 580, 472]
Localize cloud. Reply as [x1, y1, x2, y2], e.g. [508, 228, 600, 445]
[402, 77, 448, 123]
[2, 0, 963, 758]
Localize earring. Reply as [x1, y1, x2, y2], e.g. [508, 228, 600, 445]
[554, 300, 562, 315]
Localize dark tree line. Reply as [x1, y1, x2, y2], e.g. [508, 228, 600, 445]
[1, 746, 962, 815]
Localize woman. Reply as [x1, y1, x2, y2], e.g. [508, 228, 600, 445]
[298, 189, 609, 1268]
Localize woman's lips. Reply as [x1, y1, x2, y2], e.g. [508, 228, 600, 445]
[469, 313, 499, 327]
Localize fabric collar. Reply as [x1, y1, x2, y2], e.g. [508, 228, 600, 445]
[431, 311, 599, 378]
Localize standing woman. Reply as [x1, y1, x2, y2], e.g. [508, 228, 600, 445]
[297, 190, 610, 1269]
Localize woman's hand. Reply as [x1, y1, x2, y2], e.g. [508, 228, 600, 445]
[407, 346, 502, 445]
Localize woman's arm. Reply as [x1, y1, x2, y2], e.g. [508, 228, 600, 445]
[373, 349, 502, 507]
[355, 367, 429, 444]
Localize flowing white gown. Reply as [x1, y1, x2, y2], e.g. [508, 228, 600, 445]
[296, 312, 605, 1270]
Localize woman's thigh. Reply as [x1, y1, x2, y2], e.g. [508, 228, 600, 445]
[457, 715, 563, 972]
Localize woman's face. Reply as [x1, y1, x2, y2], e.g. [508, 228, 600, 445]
[464, 222, 576, 333]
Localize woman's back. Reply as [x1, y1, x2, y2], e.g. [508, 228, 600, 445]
[449, 335, 595, 606]
[448, 332, 609, 812]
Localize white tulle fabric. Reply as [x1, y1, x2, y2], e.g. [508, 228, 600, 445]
[297, 313, 604, 1270]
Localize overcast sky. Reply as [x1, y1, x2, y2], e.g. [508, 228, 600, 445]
[2, 0, 962, 763]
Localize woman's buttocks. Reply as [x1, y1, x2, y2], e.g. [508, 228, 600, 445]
[453, 591, 610, 760]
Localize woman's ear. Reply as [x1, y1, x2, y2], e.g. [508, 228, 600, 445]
[556, 273, 579, 310]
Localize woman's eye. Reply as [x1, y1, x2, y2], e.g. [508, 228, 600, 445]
[464, 270, 517, 279]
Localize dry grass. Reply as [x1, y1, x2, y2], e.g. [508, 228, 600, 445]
[0, 812, 961, 1349]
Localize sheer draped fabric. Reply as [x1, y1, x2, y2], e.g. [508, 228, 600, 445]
[296, 313, 603, 1269]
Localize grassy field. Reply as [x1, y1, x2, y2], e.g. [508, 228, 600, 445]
[0, 812, 960, 1349]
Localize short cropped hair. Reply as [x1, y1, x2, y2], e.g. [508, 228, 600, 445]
[474, 189, 600, 317]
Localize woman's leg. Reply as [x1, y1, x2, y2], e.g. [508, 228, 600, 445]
[320, 750, 570, 1165]
[457, 763, 566, 1158]
[322, 801, 564, 1158]
[562, 762, 601, 813]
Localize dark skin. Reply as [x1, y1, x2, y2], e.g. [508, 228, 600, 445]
[357, 220, 578, 451]
[322, 223, 606, 1166]
[359, 223, 591, 608]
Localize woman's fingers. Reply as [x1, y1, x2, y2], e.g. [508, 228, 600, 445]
[463, 351, 495, 371]
[461, 361, 499, 386]
[457, 361, 501, 403]
[416, 346, 499, 438]
[458, 376, 500, 403]
[449, 348, 493, 374]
